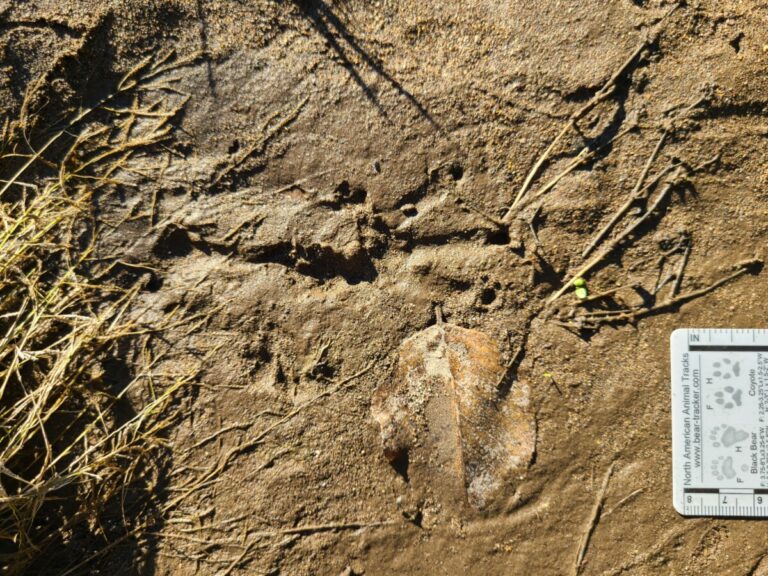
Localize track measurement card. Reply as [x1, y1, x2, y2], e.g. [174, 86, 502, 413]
[672, 329, 768, 517]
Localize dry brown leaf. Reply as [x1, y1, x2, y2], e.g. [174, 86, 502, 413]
[372, 318, 535, 510]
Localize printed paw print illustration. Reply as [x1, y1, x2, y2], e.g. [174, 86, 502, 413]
[710, 425, 749, 448]
[714, 386, 743, 409]
[711, 456, 750, 481]
[713, 358, 740, 379]
[711, 456, 740, 481]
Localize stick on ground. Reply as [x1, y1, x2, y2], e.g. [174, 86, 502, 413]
[503, 7, 677, 220]
[574, 461, 615, 576]
[581, 129, 668, 258]
[549, 167, 684, 303]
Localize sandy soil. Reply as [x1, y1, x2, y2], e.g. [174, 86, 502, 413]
[3, 0, 768, 574]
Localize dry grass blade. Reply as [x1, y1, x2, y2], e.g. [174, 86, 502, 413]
[0, 55, 191, 575]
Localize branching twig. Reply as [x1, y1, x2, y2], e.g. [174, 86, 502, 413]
[549, 167, 685, 303]
[504, 8, 677, 218]
[557, 259, 761, 331]
[582, 129, 668, 258]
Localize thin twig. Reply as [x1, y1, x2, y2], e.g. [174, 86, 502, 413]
[525, 122, 638, 209]
[453, 193, 507, 231]
[217, 538, 260, 576]
[601, 488, 644, 520]
[215, 521, 388, 576]
[549, 168, 684, 303]
[658, 260, 760, 310]
[598, 522, 702, 576]
[581, 92, 708, 259]
[745, 553, 768, 576]
[558, 259, 761, 330]
[574, 461, 615, 576]
[273, 170, 329, 195]
[504, 9, 677, 217]
[582, 130, 668, 257]
[671, 242, 691, 295]
[211, 96, 309, 188]
[578, 284, 636, 305]
[249, 520, 390, 539]
[551, 150, 721, 305]
[189, 423, 249, 450]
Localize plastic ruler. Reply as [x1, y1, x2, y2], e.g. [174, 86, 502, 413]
[672, 328, 768, 516]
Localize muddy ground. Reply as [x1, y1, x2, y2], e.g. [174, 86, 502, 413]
[3, 0, 768, 574]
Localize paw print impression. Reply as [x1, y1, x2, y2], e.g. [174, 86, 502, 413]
[714, 386, 743, 409]
[713, 358, 741, 379]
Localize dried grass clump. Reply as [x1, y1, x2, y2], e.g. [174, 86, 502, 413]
[0, 55, 190, 575]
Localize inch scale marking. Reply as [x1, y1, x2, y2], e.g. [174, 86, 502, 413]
[682, 488, 768, 517]
[672, 329, 768, 517]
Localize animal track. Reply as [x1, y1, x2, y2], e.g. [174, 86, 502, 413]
[709, 425, 749, 448]
[713, 358, 740, 379]
[711, 456, 737, 481]
[714, 386, 743, 409]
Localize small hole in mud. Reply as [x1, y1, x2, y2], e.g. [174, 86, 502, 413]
[564, 85, 594, 102]
[228, 139, 240, 154]
[404, 508, 423, 528]
[487, 226, 510, 245]
[174, 141, 193, 156]
[390, 451, 409, 481]
[635, 73, 649, 94]
[448, 163, 464, 180]
[729, 32, 744, 53]
[334, 180, 367, 205]
[145, 272, 162, 292]
[153, 226, 193, 258]
[479, 287, 496, 305]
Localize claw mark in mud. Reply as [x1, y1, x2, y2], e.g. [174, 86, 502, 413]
[242, 239, 378, 284]
[714, 386, 743, 409]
